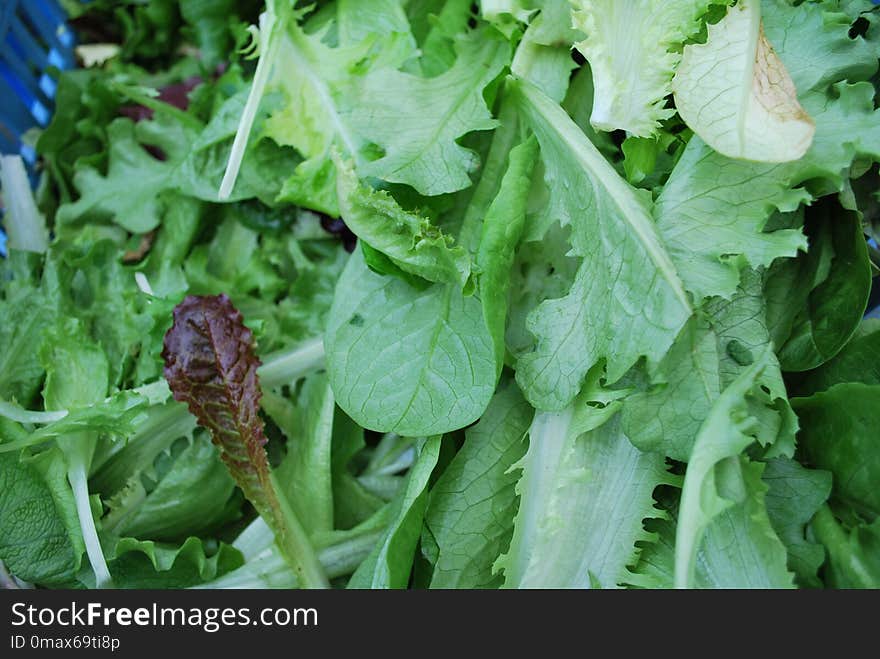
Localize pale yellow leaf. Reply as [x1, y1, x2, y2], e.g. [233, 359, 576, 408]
[672, 0, 814, 163]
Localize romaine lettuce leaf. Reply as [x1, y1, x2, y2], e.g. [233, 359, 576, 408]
[497, 373, 672, 588]
[510, 77, 692, 410]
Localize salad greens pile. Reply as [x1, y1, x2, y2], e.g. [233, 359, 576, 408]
[0, 0, 878, 590]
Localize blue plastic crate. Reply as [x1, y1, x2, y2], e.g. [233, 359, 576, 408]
[0, 0, 76, 161]
[0, 0, 76, 255]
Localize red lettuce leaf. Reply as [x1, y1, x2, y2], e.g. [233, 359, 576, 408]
[161, 294, 276, 513]
[161, 294, 328, 587]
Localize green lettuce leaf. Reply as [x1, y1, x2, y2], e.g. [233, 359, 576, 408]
[108, 536, 243, 589]
[766, 200, 872, 371]
[688, 460, 794, 588]
[325, 249, 496, 436]
[812, 506, 880, 589]
[57, 102, 295, 233]
[0, 254, 57, 406]
[331, 411, 386, 529]
[0, 446, 84, 585]
[0, 392, 148, 455]
[655, 139, 809, 302]
[40, 318, 116, 588]
[763, 0, 878, 99]
[179, 0, 237, 69]
[793, 383, 880, 519]
[509, 77, 692, 410]
[348, 437, 440, 588]
[225, 3, 505, 208]
[498, 374, 671, 588]
[270, 373, 336, 537]
[794, 319, 880, 395]
[0, 156, 49, 253]
[333, 155, 470, 287]
[622, 268, 797, 462]
[102, 432, 239, 542]
[655, 0, 880, 302]
[672, 0, 816, 162]
[572, 0, 730, 136]
[204, 510, 389, 589]
[476, 137, 539, 373]
[349, 30, 508, 195]
[89, 400, 197, 497]
[762, 457, 832, 588]
[240, 1, 416, 212]
[674, 348, 779, 587]
[424, 379, 532, 588]
[628, 462, 795, 589]
[407, 0, 473, 76]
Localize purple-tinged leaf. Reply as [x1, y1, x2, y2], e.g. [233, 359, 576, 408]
[162, 294, 274, 512]
[162, 294, 329, 588]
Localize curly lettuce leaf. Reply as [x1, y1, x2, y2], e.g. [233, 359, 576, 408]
[628, 462, 795, 589]
[225, 3, 505, 208]
[509, 77, 692, 410]
[59, 96, 295, 233]
[334, 155, 470, 287]
[655, 0, 880, 302]
[107, 536, 243, 589]
[622, 269, 797, 462]
[655, 140, 809, 302]
[0, 392, 148, 456]
[0, 256, 57, 407]
[690, 460, 794, 588]
[179, 0, 236, 69]
[498, 374, 671, 588]
[349, 30, 509, 195]
[219, 1, 406, 206]
[674, 347, 781, 587]
[763, 0, 878, 98]
[572, 0, 730, 137]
